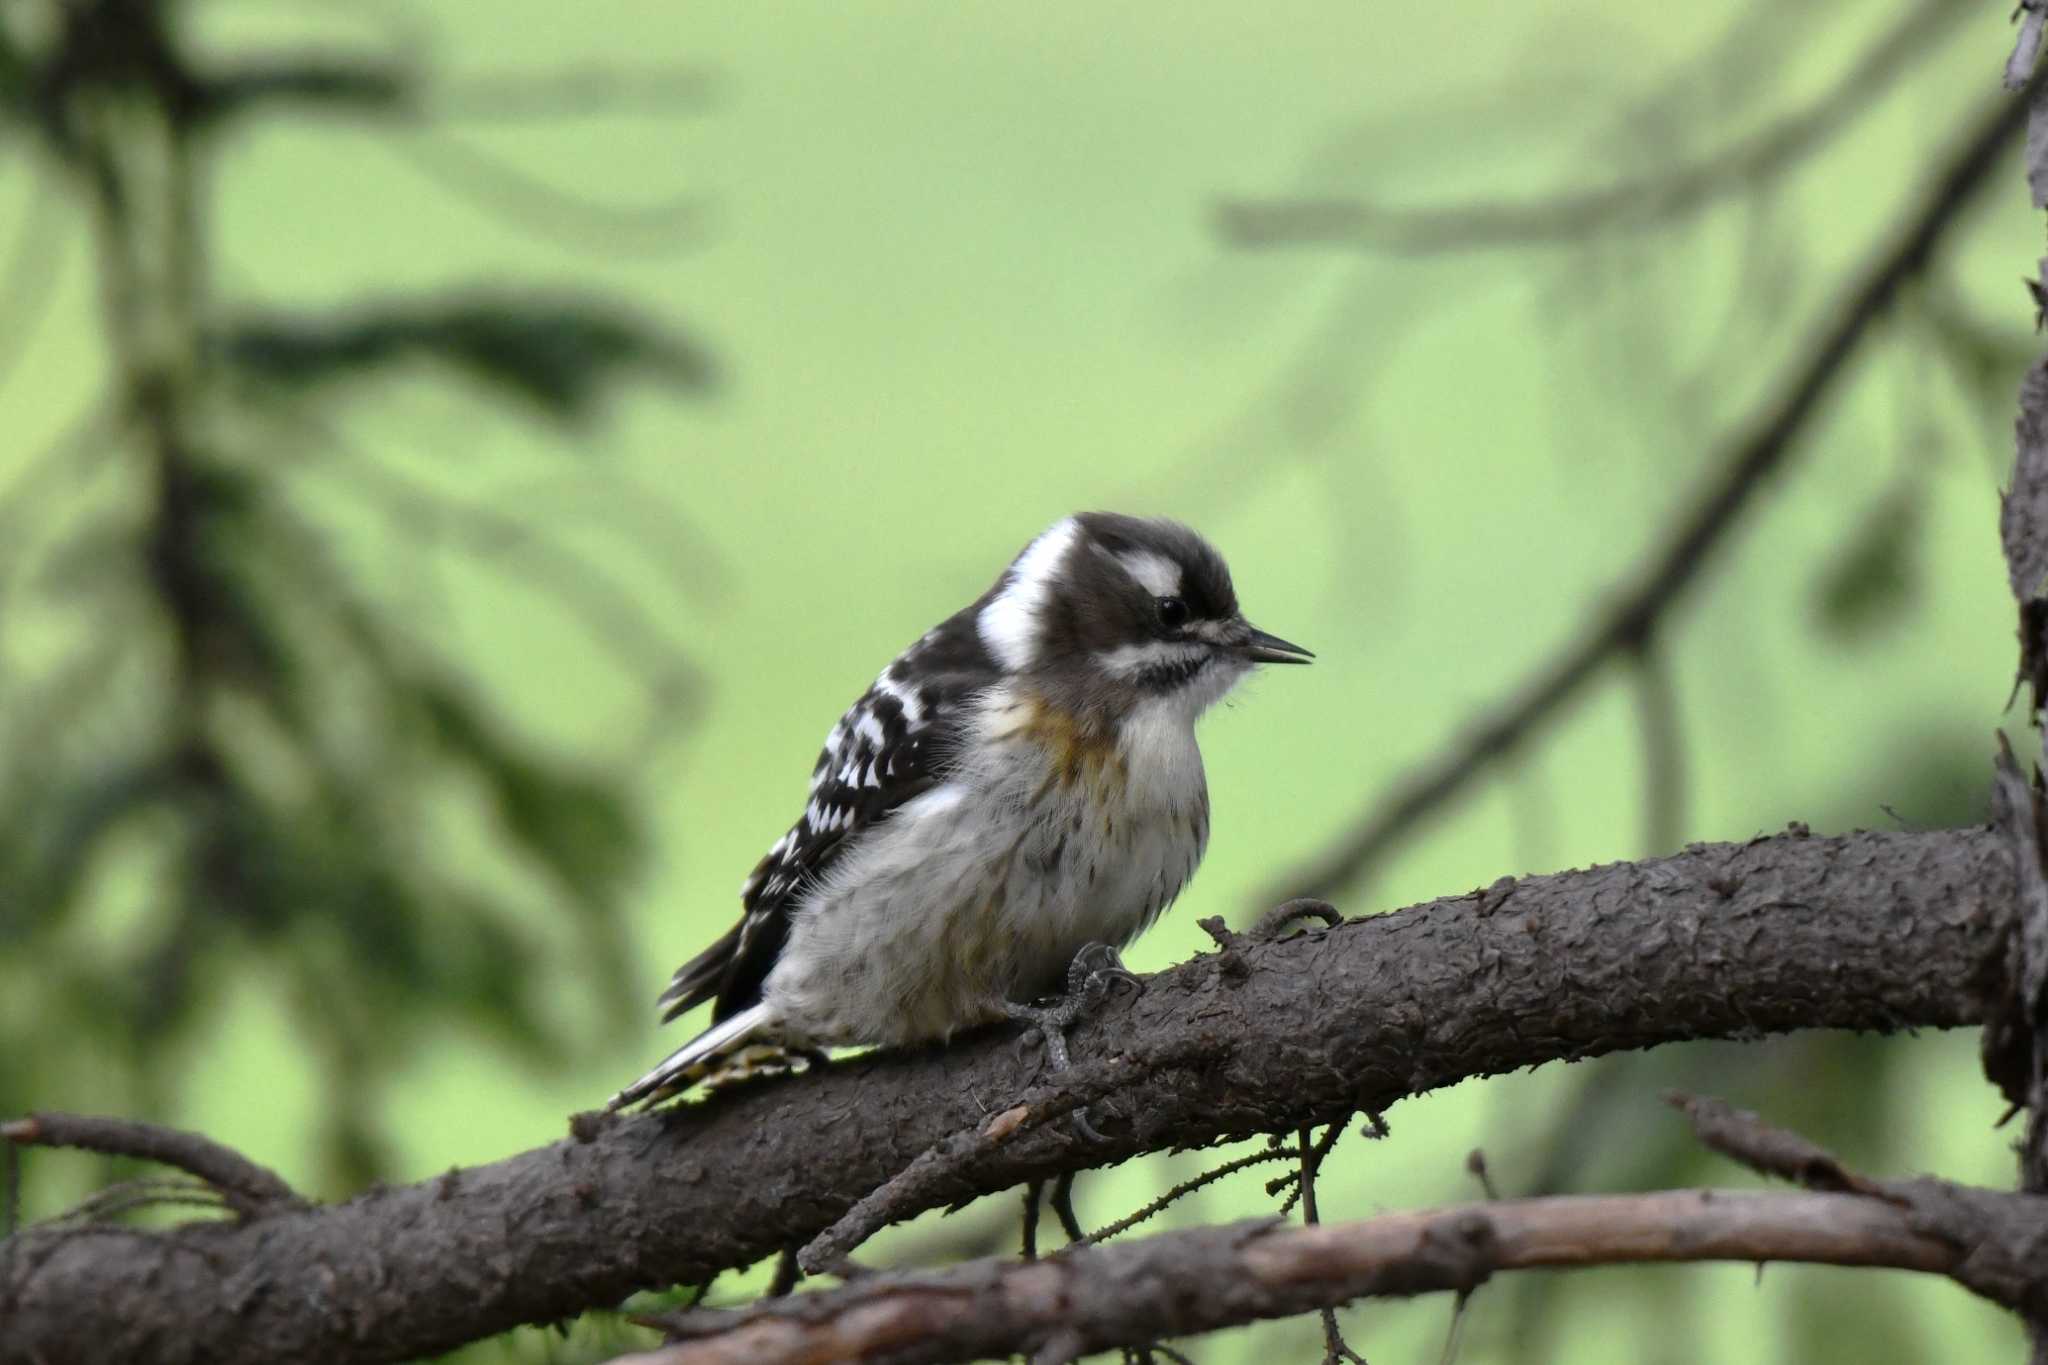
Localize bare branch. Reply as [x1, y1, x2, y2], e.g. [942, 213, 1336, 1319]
[1251, 897, 1343, 941]
[614, 1190, 1972, 1365]
[2, 1112, 304, 1218]
[380, 131, 708, 256]
[1260, 82, 2032, 909]
[1075, 1148, 1297, 1247]
[0, 826, 2013, 1365]
[1220, 0, 1971, 253]
[1629, 641, 1685, 856]
[1663, 1093, 1890, 1198]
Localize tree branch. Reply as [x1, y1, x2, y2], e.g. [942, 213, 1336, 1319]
[1217, 0, 1972, 253]
[618, 1190, 1977, 1365]
[1256, 76, 2031, 910]
[0, 826, 2012, 1365]
[627, 1090, 2048, 1365]
[1, 1113, 303, 1218]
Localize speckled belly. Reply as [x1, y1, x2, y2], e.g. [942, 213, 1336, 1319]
[760, 748, 1206, 1049]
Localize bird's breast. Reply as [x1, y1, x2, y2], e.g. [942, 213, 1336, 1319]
[762, 686, 1211, 1045]
[971, 688, 1211, 982]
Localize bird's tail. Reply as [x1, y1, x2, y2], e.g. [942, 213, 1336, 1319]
[606, 1003, 773, 1111]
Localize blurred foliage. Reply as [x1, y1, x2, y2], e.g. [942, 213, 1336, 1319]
[218, 294, 714, 425]
[0, 0, 706, 1192]
[1813, 484, 1922, 642]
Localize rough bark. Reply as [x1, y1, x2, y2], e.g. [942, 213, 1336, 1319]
[0, 826, 2012, 1365]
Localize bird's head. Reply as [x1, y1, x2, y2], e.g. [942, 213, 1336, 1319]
[976, 512, 1311, 721]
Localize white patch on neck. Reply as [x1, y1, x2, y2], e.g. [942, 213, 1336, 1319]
[1177, 653, 1250, 719]
[1115, 550, 1182, 599]
[1095, 638, 1208, 681]
[1116, 690, 1213, 814]
[977, 517, 1079, 672]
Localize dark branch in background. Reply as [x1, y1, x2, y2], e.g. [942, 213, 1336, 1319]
[1216, 0, 1969, 252]
[1258, 76, 2033, 911]
[0, 827, 2012, 1365]
[381, 132, 709, 257]
[1628, 640, 1684, 857]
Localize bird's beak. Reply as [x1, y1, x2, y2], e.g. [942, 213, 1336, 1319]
[1236, 621, 1314, 665]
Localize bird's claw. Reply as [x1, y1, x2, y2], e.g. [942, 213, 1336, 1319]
[1067, 941, 1141, 1000]
[1003, 942, 1141, 1141]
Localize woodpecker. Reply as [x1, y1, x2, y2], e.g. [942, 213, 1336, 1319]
[608, 512, 1311, 1109]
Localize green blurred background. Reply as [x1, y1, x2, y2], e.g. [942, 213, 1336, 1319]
[0, 0, 2038, 1359]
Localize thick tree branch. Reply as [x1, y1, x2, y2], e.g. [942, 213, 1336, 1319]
[1258, 77, 2030, 910]
[0, 826, 2012, 1365]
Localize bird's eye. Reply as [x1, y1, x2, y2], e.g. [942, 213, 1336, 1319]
[1156, 596, 1190, 629]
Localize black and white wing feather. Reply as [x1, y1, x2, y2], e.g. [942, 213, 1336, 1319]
[656, 605, 999, 1025]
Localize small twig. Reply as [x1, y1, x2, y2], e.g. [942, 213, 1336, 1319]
[1022, 1180, 1044, 1260]
[3, 1113, 303, 1218]
[57, 1175, 226, 1223]
[1278, 1122, 1347, 1219]
[1080, 1149, 1299, 1247]
[1465, 1150, 1500, 1203]
[1050, 1171, 1085, 1246]
[1252, 898, 1343, 941]
[797, 1134, 966, 1276]
[1438, 1293, 1471, 1365]
[765, 1247, 800, 1299]
[53, 1185, 232, 1226]
[1665, 1093, 1890, 1198]
[798, 1100, 1077, 1274]
[796, 1046, 1172, 1274]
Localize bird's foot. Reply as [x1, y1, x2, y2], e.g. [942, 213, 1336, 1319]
[1002, 943, 1141, 1141]
[1002, 942, 1141, 1069]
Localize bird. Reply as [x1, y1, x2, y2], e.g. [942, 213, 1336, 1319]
[608, 511, 1311, 1109]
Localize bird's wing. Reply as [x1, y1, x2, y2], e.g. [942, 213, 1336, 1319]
[658, 605, 1000, 1023]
